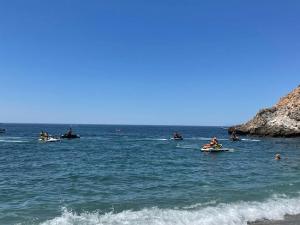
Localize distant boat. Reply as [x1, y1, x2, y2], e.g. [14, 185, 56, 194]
[230, 136, 240, 141]
[173, 136, 183, 140]
[61, 128, 80, 139]
[61, 133, 80, 139]
[0, 128, 5, 133]
[173, 132, 183, 140]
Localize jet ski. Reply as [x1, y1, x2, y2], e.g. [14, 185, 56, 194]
[201, 148, 230, 152]
[61, 128, 80, 139]
[61, 133, 80, 139]
[173, 136, 183, 140]
[39, 137, 61, 142]
[201, 144, 227, 152]
[230, 136, 240, 141]
[173, 132, 183, 140]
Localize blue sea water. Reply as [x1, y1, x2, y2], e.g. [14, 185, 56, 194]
[1, 124, 300, 225]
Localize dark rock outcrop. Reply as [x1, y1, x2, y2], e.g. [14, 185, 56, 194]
[229, 85, 300, 137]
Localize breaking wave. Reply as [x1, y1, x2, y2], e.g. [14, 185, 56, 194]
[40, 195, 300, 225]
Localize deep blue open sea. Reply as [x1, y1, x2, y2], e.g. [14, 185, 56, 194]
[1, 124, 300, 225]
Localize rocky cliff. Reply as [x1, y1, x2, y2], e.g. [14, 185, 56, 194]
[228, 85, 300, 137]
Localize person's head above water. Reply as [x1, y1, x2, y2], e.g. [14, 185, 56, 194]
[275, 154, 281, 160]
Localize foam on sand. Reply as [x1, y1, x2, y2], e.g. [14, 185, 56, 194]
[41, 195, 300, 225]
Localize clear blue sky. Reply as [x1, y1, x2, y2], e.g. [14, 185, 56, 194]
[0, 0, 299, 125]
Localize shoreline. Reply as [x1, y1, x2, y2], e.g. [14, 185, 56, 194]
[249, 214, 300, 225]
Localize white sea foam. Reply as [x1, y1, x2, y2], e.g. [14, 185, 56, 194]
[241, 139, 261, 142]
[181, 200, 218, 209]
[134, 138, 169, 141]
[3, 136, 23, 139]
[40, 195, 300, 225]
[0, 139, 28, 143]
[83, 137, 112, 141]
[176, 144, 199, 150]
[151, 138, 168, 141]
[187, 137, 229, 141]
[0, 136, 29, 143]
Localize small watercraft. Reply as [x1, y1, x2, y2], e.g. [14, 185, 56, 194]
[0, 128, 5, 133]
[61, 128, 80, 139]
[173, 136, 183, 140]
[61, 134, 80, 139]
[230, 136, 240, 141]
[201, 144, 227, 152]
[173, 132, 183, 140]
[201, 148, 230, 152]
[229, 129, 240, 141]
[39, 137, 61, 142]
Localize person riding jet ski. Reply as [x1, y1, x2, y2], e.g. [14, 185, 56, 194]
[61, 128, 80, 139]
[40, 131, 49, 141]
[230, 129, 240, 141]
[202, 137, 222, 149]
[173, 132, 183, 140]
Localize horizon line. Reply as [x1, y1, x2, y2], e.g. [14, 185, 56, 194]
[0, 122, 235, 127]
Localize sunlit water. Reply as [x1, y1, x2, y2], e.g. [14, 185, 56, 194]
[1, 124, 300, 225]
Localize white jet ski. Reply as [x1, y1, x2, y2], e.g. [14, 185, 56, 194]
[201, 144, 229, 152]
[39, 137, 61, 142]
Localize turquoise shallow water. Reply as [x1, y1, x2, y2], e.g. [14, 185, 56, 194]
[1, 124, 300, 225]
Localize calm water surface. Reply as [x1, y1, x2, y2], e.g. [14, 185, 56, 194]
[1, 124, 300, 225]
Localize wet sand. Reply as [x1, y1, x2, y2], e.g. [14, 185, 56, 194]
[249, 214, 300, 225]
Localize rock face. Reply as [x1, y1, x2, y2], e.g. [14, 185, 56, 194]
[229, 85, 300, 137]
